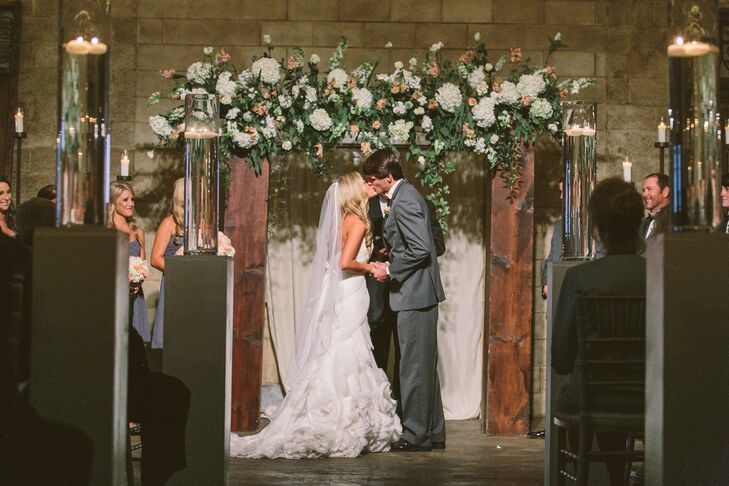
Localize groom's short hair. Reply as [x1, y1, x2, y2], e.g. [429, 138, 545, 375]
[363, 149, 404, 180]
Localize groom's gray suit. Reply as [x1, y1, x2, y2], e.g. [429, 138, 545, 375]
[383, 178, 446, 447]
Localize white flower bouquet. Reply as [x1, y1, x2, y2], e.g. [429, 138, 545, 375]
[129, 256, 150, 284]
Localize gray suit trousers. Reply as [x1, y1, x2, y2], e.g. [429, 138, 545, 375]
[397, 305, 446, 447]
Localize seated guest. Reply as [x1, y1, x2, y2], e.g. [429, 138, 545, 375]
[552, 177, 645, 486]
[640, 172, 670, 240]
[108, 181, 151, 343]
[721, 174, 729, 234]
[1, 201, 93, 485]
[128, 326, 190, 485]
[149, 178, 184, 349]
[0, 175, 17, 237]
[36, 184, 57, 203]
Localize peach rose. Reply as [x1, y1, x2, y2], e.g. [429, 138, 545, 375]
[391, 84, 400, 94]
[360, 142, 372, 155]
[217, 49, 231, 63]
[510, 47, 522, 63]
[521, 96, 532, 107]
[459, 50, 474, 63]
[350, 124, 360, 133]
[468, 97, 477, 107]
[372, 121, 382, 130]
[314, 143, 324, 158]
[492, 81, 502, 93]
[427, 64, 440, 77]
[428, 99, 438, 110]
[376, 99, 386, 110]
[287, 56, 299, 70]
[160, 69, 176, 79]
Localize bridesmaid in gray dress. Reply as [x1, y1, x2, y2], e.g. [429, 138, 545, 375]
[109, 181, 150, 343]
[150, 178, 184, 349]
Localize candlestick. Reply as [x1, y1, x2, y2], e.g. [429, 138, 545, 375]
[120, 149, 130, 177]
[658, 118, 667, 143]
[622, 158, 632, 182]
[14, 107, 23, 133]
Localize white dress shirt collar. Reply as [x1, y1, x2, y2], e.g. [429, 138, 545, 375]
[386, 179, 403, 200]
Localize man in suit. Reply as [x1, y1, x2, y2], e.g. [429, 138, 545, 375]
[364, 149, 446, 452]
[366, 191, 445, 407]
[640, 172, 671, 240]
[721, 173, 729, 234]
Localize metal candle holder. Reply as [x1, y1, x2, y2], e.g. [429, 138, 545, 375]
[655, 141, 669, 174]
[14, 132, 26, 200]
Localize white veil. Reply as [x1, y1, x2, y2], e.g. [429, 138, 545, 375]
[284, 182, 343, 392]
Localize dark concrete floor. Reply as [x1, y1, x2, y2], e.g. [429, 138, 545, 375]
[227, 420, 544, 485]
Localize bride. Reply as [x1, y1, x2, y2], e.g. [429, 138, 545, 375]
[230, 171, 402, 459]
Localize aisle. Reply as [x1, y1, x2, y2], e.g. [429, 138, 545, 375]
[228, 420, 543, 485]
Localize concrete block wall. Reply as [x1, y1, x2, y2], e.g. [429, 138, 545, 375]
[15, 0, 671, 425]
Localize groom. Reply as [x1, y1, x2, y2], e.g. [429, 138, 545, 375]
[363, 149, 446, 452]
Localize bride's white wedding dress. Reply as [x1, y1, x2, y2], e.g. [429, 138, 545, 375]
[230, 221, 402, 458]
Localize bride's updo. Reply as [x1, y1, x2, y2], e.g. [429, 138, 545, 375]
[336, 171, 372, 252]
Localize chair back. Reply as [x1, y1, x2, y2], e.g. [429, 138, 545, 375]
[575, 295, 646, 417]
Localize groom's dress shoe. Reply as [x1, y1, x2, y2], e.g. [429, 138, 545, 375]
[431, 441, 446, 450]
[390, 439, 432, 452]
[526, 430, 545, 439]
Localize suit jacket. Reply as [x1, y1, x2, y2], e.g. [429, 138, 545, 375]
[383, 180, 446, 311]
[639, 205, 670, 240]
[366, 194, 446, 321]
[551, 254, 646, 413]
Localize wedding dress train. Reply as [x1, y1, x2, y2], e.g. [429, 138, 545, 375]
[230, 237, 402, 459]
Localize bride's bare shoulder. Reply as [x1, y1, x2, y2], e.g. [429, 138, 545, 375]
[342, 213, 366, 229]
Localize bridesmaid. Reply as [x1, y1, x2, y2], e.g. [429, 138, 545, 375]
[150, 178, 184, 349]
[108, 181, 150, 343]
[0, 176, 17, 238]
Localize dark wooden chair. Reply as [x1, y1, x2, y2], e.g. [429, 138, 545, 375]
[554, 295, 646, 485]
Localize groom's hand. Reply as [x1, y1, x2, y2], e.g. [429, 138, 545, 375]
[372, 262, 390, 282]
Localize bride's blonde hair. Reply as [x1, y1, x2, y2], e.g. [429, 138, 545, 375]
[336, 171, 372, 252]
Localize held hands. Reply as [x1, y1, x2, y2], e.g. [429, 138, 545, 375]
[371, 262, 390, 282]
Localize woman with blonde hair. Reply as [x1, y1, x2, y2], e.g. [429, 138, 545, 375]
[108, 181, 150, 343]
[150, 178, 184, 349]
[230, 171, 401, 459]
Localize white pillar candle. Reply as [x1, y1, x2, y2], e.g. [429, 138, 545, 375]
[724, 120, 729, 145]
[88, 37, 108, 55]
[65, 36, 91, 55]
[622, 158, 632, 182]
[658, 120, 667, 143]
[120, 150, 130, 177]
[14, 108, 23, 133]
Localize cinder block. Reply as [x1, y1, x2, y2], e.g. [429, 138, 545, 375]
[339, 0, 391, 21]
[260, 21, 313, 46]
[545, 1, 596, 25]
[363, 22, 416, 49]
[163, 19, 214, 45]
[391, 0, 441, 22]
[493, 0, 545, 23]
[312, 22, 366, 48]
[629, 77, 667, 107]
[549, 50, 595, 76]
[186, 0, 239, 19]
[288, 0, 338, 21]
[443, 0, 493, 23]
[414, 23, 468, 50]
[137, 0, 187, 19]
[138, 19, 163, 44]
[239, 0, 286, 20]
[211, 20, 261, 47]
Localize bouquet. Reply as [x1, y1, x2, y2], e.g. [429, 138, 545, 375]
[129, 256, 150, 284]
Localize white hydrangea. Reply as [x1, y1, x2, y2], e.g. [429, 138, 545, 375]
[226, 107, 240, 120]
[309, 108, 332, 132]
[327, 68, 348, 89]
[472, 97, 496, 128]
[465, 137, 487, 154]
[529, 98, 553, 119]
[467, 67, 485, 92]
[243, 111, 253, 122]
[414, 107, 425, 115]
[149, 115, 173, 137]
[305, 86, 318, 103]
[393, 101, 407, 115]
[376, 73, 394, 83]
[516, 73, 546, 98]
[262, 116, 277, 139]
[435, 83, 463, 113]
[278, 95, 292, 109]
[433, 139, 445, 154]
[421, 115, 433, 132]
[492, 81, 519, 105]
[238, 70, 253, 85]
[186, 62, 212, 84]
[430, 42, 444, 53]
[215, 72, 237, 105]
[351, 87, 373, 110]
[295, 120, 304, 133]
[490, 134, 499, 144]
[251, 57, 281, 85]
[230, 125, 258, 149]
[402, 70, 421, 90]
[388, 119, 414, 143]
[457, 64, 469, 79]
[282, 140, 293, 151]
